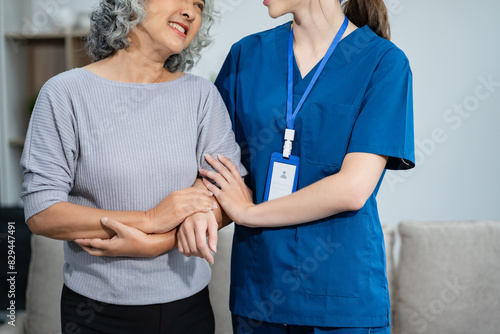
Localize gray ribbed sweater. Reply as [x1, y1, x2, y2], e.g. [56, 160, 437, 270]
[20, 68, 244, 305]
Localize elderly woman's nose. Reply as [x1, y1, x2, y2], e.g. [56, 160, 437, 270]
[180, 1, 196, 20]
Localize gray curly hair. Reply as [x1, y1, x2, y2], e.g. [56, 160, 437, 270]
[85, 0, 215, 72]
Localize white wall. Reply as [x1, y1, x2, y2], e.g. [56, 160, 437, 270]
[378, 0, 500, 226]
[190, 3, 291, 80]
[5, 0, 500, 226]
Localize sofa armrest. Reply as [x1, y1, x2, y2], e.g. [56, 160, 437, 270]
[0, 311, 27, 334]
[24, 235, 64, 334]
[208, 224, 235, 334]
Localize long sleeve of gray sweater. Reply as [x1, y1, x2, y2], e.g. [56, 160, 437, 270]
[20, 68, 246, 305]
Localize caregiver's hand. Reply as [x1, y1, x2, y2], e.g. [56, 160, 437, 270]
[145, 187, 218, 234]
[177, 211, 218, 265]
[199, 155, 254, 224]
[74, 218, 166, 257]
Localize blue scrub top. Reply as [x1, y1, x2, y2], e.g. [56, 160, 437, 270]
[215, 23, 415, 328]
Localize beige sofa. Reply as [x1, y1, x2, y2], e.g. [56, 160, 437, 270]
[1, 221, 499, 334]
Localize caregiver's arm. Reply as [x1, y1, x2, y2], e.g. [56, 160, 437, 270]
[27, 187, 217, 241]
[200, 153, 388, 228]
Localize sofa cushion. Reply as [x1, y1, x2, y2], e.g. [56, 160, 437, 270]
[395, 221, 500, 334]
[25, 235, 64, 334]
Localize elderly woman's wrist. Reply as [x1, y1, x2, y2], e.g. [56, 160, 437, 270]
[142, 210, 156, 234]
[148, 230, 177, 257]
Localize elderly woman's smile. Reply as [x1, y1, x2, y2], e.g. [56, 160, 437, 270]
[134, 0, 203, 58]
[168, 21, 189, 36]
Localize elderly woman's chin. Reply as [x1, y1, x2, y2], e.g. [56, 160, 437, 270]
[142, 33, 193, 60]
[165, 42, 189, 57]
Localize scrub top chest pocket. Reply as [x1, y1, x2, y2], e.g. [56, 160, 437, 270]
[302, 102, 358, 167]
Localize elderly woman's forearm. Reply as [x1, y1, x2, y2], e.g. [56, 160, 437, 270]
[27, 202, 149, 241]
[147, 229, 178, 256]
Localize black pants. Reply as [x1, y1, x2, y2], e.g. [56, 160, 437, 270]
[61, 285, 215, 334]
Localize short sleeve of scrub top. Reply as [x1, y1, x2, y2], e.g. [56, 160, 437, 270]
[346, 49, 415, 170]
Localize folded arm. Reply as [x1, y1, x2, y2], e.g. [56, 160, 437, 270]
[28, 186, 217, 241]
[74, 178, 229, 259]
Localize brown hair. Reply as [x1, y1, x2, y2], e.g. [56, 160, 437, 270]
[342, 0, 391, 40]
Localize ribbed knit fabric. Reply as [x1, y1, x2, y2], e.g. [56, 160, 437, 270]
[20, 68, 245, 305]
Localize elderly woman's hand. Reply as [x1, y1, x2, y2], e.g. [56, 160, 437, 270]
[74, 218, 161, 257]
[145, 187, 218, 234]
[177, 211, 219, 264]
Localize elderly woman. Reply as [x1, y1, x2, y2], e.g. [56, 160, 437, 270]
[20, 0, 244, 333]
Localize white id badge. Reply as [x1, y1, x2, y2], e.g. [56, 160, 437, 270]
[263, 152, 300, 202]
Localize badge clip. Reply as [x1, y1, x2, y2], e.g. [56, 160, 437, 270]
[283, 129, 295, 159]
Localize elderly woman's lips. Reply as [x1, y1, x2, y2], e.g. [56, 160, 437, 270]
[168, 22, 189, 36]
[168, 22, 189, 34]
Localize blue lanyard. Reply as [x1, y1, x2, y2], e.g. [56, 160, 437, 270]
[286, 16, 349, 130]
